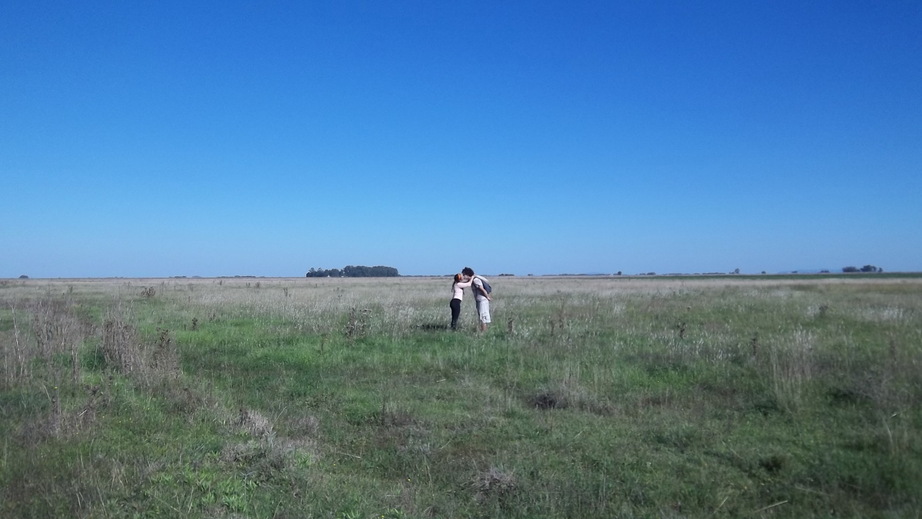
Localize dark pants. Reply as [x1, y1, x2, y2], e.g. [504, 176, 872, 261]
[450, 298, 462, 329]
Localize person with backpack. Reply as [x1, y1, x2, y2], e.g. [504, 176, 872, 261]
[462, 267, 492, 332]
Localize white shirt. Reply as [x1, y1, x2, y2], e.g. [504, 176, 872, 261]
[472, 276, 489, 301]
[451, 279, 472, 300]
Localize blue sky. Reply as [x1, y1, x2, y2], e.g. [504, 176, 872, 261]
[2, 1, 920, 277]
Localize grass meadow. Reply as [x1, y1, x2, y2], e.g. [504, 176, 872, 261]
[1, 275, 921, 518]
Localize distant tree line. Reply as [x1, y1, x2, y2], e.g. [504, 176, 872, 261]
[842, 265, 883, 273]
[306, 265, 399, 277]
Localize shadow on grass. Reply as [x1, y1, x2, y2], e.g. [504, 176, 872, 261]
[418, 322, 449, 331]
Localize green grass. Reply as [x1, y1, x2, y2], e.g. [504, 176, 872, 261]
[2, 276, 921, 517]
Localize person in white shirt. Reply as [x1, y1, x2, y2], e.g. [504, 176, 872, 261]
[449, 273, 473, 330]
[462, 267, 492, 332]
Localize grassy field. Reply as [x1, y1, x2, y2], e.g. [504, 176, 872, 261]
[2, 275, 921, 518]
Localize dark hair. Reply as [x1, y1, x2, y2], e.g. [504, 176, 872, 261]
[461, 267, 474, 277]
[452, 273, 463, 285]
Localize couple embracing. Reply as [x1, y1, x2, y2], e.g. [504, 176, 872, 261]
[449, 266, 492, 331]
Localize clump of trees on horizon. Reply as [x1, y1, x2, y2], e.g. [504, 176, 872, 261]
[843, 265, 883, 273]
[306, 265, 399, 278]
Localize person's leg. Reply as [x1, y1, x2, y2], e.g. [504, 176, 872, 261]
[478, 299, 491, 332]
[450, 299, 461, 330]
[474, 300, 483, 332]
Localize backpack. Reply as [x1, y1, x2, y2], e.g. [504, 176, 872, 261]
[476, 276, 492, 294]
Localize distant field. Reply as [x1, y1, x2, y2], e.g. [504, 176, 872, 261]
[2, 275, 920, 517]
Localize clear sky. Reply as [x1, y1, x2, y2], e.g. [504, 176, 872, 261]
[3, 1, 920, 277]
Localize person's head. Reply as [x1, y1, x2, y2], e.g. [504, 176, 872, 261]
[462, 267, 475, 277]
[453, 273, 463, 283]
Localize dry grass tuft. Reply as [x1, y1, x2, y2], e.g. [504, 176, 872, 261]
[236, 408, 275, 440]
[100, 309, 181, 387]
[290, 414, 321, 437]
[2, 298, 84, 388]
[472, 466, 518, 504]
[769, 329, 815, 413]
